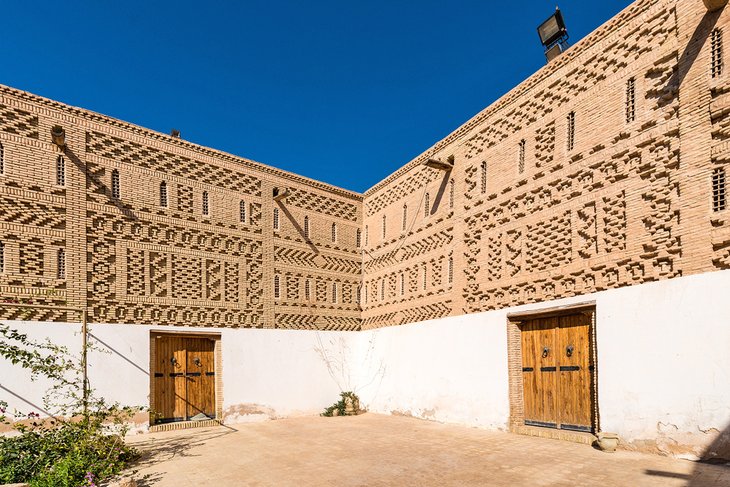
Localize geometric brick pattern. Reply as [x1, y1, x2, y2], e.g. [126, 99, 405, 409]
[0, 103, 39, 139]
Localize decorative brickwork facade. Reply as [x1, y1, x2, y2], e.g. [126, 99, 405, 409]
[1, 0, 728, 332]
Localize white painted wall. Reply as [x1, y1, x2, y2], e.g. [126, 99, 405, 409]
[1, 270, 729, 457]
[352, 314, 510, 430]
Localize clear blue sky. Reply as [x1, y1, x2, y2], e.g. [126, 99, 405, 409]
[3, 1, 630, 193]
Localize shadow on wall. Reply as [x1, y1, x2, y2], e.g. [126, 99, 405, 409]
[684, 422, 730, 486]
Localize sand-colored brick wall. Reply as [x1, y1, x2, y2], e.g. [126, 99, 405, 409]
[0, 86, 362, 330]
[361, 0, 730, 329]
[1, 0, 727, 332]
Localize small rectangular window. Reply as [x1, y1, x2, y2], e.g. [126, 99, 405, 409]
[0, 142, 4, 175]
[402, 205, 408, 231]
[424, 193, 430, 217]
[0, 241, 4, 273]
[449, 180, 455, 209]
[305, 279, 311, 300]
[160, 182, 168, 207]
[713, 167, 727, 212]
[274, 275, 281, 299]
[400, 273, 405, 296]
[448, 257, 453, 284]
[331, 223, 337, 243]
[480, 162, 487, 194]
[111, 169, 120, 199]
[304, 216, 310, 238]
[713, 28, 724, 78]
[56, 156, 65, 186]
[240, 200, 247, 223]
[567, 112, 575, 152]
[518, 140, 526, 174]
[332, 282, 338, 303]
[202, 191, 209, 216]
[365, 226, 369, 246]
[356, 229, 361, 248]
[422, 265, 427, 291]
[626, 77, 636, 123]
[57, 249, 66, 279]
[382, 215, 386, 239]
[273, 208, 280, 230]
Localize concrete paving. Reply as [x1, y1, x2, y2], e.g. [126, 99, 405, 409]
[124, 414, 730, 487]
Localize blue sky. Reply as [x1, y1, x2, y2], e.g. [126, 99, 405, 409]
[3, 1, 630, 193]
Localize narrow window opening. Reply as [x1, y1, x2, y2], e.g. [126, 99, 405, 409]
[240, 200, 247, 223]
[422, 265, 427, 291]
[57, 249, 66, 279]
[0, 142, 4, 174]
[365, 225, 369, 246]
[356, 229, 361, 248]
[160, 181, 168, 207]
[567, 111, 576, 152]
[274, 275, 281, 299]
[449, 179, 455, 209]
[626, 77, 636, 123]
[332, 282, 338, 303]
[448, 257, 454, 284]
[303, 216, 310, 238]
[380, 279, 385, 300]
[273, 208, 280, 230]
[712, 28, 724, 78]
[400, 273, 405, 296]
[56, 155, 65, 186]
[305, 279, 311, 301]
[480, 161, 487, 194]
[402, 204, 408, 231]
[331, 222, 337, 243]
[111, 169, 120, 199]
[382, 215, 386, 239]
[713, 167, 727, 212]
[518, 140, 526, 174]
[0, 241, 4, 273]
[424, 193, 430, 217]
[202, 191, 209, 216]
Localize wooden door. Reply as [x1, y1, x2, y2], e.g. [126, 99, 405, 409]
[153, 336, 216, 423]
[556, 314, 593, 431]
[185, 338, 215, 419]
[520, 313, 594, 432]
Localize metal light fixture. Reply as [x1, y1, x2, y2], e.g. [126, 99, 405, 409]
[51, 125, 66, 148]
[423, 155, 454, 171]
[537, 8, 569, 63]
[273, 187, 290, 202]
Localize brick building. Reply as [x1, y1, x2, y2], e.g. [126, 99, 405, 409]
[1, 0, 729, 461]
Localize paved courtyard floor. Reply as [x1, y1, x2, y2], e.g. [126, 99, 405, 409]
[125, 413, 730, 487]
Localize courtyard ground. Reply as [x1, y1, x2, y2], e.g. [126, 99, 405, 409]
[125, 413, 730, 487]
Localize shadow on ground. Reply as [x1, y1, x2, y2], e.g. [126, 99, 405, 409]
[125, 426, 238, 486]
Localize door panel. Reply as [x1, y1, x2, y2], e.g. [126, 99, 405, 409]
[153, 336, 216, 423]
[520, 312, 594, 433]
[557, 314, 593, 431]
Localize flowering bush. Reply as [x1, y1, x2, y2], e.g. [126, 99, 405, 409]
[0, 323, 140, 486]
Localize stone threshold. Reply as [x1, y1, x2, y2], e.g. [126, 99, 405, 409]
[149, 418, 223, 433]
[513, 424, 597, 445]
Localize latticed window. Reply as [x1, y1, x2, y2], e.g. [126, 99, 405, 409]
[331, 222, 337, 242]
[160, 181, 168, 207]
[273, 208, 280, 230]
[303, 216, 310, 238]
[448, 257, 453, 284]
[57, 249, 66, 279]
[567, 111, 576, 151]
[0, 241, 4, 273]
[518, 140, 526, 174]
[626, 77, 636, 123]
[380, 279, 385, 300]
[202, 191, 210, 216]
[449, 179, 454, 209]
[713, 167, 727, 212]
[240, 201, 247, 223]
[400, 273, 405, 296]
[382, 215, 386, 239]
[356, 229, 361, 248]
[422, 264, 427, 290]
[332, 282, 338, 303]
[56, 155, 65, 186]
[712, 28, 724, 78]
[480, 161, 487, 194]
[0, 142, 4, 174]
[402, 204, 408, 231]
[305, 279, 311, 301]
[365, 225, 369, 246]
[111, 169, 120, 199]
[274, 275, 281, 299]
[424, 193, 430, 217]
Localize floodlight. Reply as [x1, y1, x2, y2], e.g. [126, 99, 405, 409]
[538, 9, 567, 47]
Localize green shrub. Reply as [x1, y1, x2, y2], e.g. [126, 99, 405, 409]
[321, 391, 360, 417]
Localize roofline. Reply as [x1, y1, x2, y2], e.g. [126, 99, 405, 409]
[0, 83, 363, 202]
[363, 0, 652, 197]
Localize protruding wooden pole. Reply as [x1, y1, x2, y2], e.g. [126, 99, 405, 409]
[704, 0, 728, 12]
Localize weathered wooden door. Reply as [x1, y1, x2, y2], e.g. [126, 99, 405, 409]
[153, 336, 216, 423]
[521, 313, 594, 432]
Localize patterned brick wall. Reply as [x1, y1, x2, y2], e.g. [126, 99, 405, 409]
[0, 0, 726, 332]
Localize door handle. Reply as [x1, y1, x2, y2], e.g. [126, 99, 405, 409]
[566, 345, 574, 357]
[542, 347, 550, 358]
